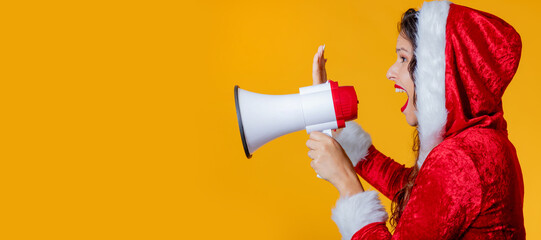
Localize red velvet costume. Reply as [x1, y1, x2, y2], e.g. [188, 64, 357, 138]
[331, 2, 524, 239]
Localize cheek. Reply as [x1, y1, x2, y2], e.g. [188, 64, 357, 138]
[406, 82, 415, 97]
[401, 71, 414, 93]
[399, 66, 411, 81]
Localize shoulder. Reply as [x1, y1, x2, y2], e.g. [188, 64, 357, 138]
[428, 128, 512, 169]
[419, 135, 482, 190]
[413, 139, 483, 213]
[423, 138, 474, 171]
[416, 128, 505, 193]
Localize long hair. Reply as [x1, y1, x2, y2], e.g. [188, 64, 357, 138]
[389, 8, 420, 230]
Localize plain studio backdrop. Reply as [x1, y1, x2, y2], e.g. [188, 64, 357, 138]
[1, 0, 539, 239]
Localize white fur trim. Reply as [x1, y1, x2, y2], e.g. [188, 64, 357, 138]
[415, 1, 450, 167]
[333, 121, 372, 167]
[331, 191, 388, 240]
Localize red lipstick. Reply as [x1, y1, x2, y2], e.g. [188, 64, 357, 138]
[401, 98, 408, 112]
[394, 84, 408, 112]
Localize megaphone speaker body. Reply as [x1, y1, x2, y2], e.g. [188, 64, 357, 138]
[235, 81, 357, 158]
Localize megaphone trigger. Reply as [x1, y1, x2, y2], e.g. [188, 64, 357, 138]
[322, 129, 333, 137]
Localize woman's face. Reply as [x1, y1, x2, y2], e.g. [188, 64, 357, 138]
[387, 33, 418, 126]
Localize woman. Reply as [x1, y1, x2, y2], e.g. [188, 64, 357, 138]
[306, 1, 525, 239]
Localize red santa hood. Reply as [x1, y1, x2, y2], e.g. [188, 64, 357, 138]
[414, 1, 522, 166]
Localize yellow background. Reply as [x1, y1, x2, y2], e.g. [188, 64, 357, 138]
[2, 0, 540, 239]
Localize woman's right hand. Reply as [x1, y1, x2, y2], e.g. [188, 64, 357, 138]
[312, 45, 327, 85]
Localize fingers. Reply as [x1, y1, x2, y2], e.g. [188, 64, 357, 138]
[318, 45, 327, 83]
[309, 131, 331, 141]
[318, 44, 327, 65]
[310, 159, 324, 180]
[306, 139, 317, 150]
[312, 45, 327, 85]
[308, 150, 316, 160]
[317, 45, 325, 68]
[313, 53, 319, 74]
[313, 45, 324, 68]
[313, 52, 321, 85]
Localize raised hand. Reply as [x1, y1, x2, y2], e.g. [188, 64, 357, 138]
[312, 45, 327, 85]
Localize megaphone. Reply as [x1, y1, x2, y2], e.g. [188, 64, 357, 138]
[234, 80, 358, 159]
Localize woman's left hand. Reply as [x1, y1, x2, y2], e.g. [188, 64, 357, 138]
[306, 132, 364, 196]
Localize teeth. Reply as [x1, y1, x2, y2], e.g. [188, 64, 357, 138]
[395, 88, 406, 93]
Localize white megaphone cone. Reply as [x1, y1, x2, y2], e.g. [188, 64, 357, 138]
[234, 80, 358, 159]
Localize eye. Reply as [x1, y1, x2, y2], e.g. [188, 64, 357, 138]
[401, 57, 407, 63]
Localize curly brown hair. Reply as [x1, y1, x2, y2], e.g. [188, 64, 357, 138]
[389, 8, 421, 230]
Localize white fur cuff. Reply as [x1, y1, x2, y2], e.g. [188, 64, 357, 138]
[334, 121, 372, 167]
[331, 191, 388, 240]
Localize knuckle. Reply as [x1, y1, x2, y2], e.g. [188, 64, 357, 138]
[323, 142, 332, 151]
[321, 144, 328, 151]
[327, 137, 335, 144]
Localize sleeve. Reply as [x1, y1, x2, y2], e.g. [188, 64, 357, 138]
[333, 121, 413, 199]
[334, 145, 483, 240]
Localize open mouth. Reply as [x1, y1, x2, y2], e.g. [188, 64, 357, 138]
[394, 84, 409, 112]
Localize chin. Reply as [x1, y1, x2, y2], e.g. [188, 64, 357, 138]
[407, 121, 419, 127]
[405, 115, 418, 126]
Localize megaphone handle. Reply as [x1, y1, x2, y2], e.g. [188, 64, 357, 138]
[316, 129, 334, 179]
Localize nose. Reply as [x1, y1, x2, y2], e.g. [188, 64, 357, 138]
[386, 62, 398, 81]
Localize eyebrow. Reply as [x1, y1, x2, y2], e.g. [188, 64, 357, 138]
[396, 48, 409, 53]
